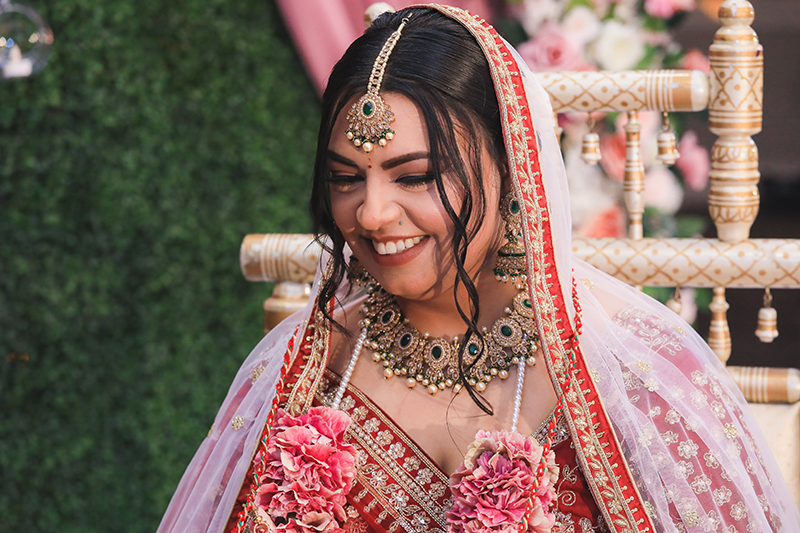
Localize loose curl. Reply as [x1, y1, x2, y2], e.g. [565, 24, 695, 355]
[309, 8, 507, 415]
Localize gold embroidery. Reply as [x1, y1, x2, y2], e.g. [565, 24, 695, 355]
[231, 416, 244, 431]
[207, 422, 215, 437]
[251, 364, 265, 383]
[723, 423, 739, 440]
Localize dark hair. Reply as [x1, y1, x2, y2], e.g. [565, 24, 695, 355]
[309, 8, 506, 415]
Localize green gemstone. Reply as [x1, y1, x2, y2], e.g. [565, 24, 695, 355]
[381, 311, 392, 324]
[501, 325, 513, 337]
[400, 333, 412, 347]
[432, 346, 443, 360]
[363, 102, 374, 116]
[510, 200, 520, 214]
[523, 299, 532, 309]
[468, 343, 479, 356]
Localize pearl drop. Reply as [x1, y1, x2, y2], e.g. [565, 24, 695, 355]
[379, 138, 387, 147]
[385, 131, 394, 140]
[372, 353, 381, 362]
[526, 356, 537, 367]
[346, 131, 354, 140]
[406, 378, 417, 389]
[383, 368, 394, 379]
[476, 382, 486, 392]
[362, 142, 373, 153]
[499, 370, 509, 380]
[354, 138, 362, 147]
[427, 384, 439, 395]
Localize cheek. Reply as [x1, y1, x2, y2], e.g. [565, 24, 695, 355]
[330, 193, 358, 233]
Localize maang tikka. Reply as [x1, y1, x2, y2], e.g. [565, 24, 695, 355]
[345, 14, 412, 153]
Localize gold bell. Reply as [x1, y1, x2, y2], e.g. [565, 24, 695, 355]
[755, 288, 779, 343]
[656, 112, 679, 165]
[580, 115, 601, 165]
[666, 287, 682, 315]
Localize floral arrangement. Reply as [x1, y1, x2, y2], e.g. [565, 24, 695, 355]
[252, 406, 359, 533]
[497, 0, 714, 322]
[447, 430, 559, 533]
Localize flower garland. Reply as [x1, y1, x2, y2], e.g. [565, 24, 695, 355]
[447, 430, 559, 533]
[251, 407, 359, 533]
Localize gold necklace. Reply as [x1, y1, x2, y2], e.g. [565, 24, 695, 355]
[360, 283, 539, 395]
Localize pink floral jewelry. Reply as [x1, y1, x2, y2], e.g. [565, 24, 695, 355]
[446, 357, 560, 533]
[250, 407, 359, 533]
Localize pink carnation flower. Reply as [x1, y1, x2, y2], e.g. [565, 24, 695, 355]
[254, 407, 359, 533]
[447, 430, 559, 533]
[517, 22, 591, 72]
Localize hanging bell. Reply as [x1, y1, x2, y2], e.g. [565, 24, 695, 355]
[656, 112, 679, 165]
[755, 288, 779, 343]
[581, 115, 601, 165]
[666, 287, 683, 315]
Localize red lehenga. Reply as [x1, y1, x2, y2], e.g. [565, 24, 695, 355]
[225, 366, 606, 533]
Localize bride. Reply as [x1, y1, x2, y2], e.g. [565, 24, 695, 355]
[157, 5, 800, 533]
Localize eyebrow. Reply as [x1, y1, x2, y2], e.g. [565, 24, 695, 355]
[326, 150, 430, 170]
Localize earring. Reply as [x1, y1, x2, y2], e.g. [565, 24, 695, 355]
[347, 255, 375, 287]
[494, 193, 527, 286]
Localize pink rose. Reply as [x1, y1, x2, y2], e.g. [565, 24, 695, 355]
[676, 131, 710, 191]
[644, 0, 695, 19]
[599, 129, 626, 181]
[681, 49, 710, 74]
[576, 205, 626, 239]
[517, 22, 591, 72]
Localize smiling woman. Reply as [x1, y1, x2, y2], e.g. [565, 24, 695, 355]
[157, 5, 800, 533]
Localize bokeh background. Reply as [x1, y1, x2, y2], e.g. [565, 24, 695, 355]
[1, 1, 797, 532]
[1, 1, 318, 531]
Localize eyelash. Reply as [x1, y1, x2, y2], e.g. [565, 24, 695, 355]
[325, 173, 435, 190]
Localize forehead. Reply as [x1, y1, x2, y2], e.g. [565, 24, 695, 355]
[329, 93, 429, 164]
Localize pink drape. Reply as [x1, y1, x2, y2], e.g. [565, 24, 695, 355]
[275, 0, 494, 94]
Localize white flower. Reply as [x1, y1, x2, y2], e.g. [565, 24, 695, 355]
[563, 6, 601, 45]
[520, 0, 561, 35]
[590, 20, 645, 70]
[644, 167, 684, 215]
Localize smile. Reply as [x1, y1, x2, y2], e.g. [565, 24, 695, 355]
[372, 236, 423, 256]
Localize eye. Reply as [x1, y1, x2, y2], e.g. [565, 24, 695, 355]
[397, 173, 434, 189]
[326, 173, 363, 192]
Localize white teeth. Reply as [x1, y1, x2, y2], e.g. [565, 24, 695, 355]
[372, 236, 424, 255]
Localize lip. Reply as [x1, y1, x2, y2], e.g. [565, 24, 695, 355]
[363, 235, 429, 267]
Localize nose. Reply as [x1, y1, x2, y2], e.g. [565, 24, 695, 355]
[356, 178, 402, 232]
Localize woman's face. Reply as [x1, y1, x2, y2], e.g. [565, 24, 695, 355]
[326, 93, 505, 303]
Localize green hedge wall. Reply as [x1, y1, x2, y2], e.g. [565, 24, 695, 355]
[0, 1, 318, 531]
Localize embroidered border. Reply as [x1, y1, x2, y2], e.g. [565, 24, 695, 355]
[423, 5, 656, 532]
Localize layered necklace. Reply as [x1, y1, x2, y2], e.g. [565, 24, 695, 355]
[357, 282, 540, 396]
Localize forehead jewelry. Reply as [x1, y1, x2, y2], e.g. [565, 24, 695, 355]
[345, 14, 411, 153]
